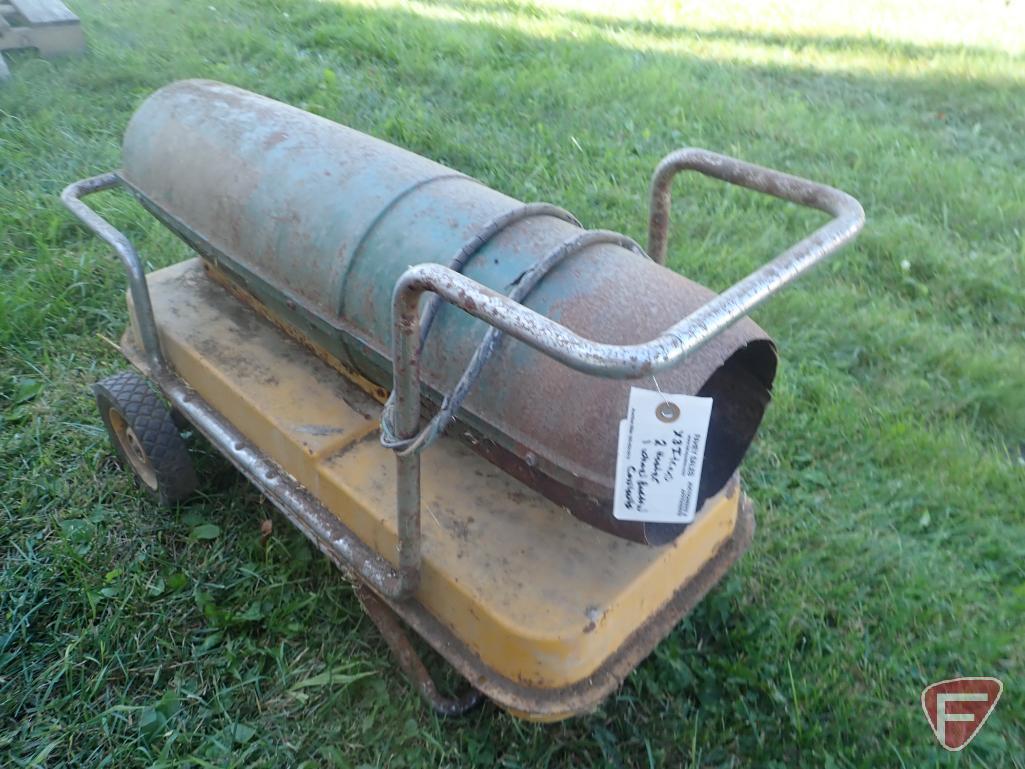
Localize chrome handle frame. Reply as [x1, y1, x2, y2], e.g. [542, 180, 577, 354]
[62, 173, 166, 373]
[647, 148, 863, 267]
[388, 148, 864, 597]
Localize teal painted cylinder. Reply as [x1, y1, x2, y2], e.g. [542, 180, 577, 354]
[120, 80, 777, 543]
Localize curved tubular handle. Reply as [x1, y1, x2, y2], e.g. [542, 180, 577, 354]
[647, 147, 864, 267]
[61, 172, 166, 373]
[389, 149, 863, 589]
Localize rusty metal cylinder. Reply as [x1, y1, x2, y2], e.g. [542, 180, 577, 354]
[120, 80, 777, 544]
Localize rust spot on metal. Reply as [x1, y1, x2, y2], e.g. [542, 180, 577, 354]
[262, 130, 287, 151]
[296, 424, 347, 436]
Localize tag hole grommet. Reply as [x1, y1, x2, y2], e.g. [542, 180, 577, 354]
[655, 401, 680, 423]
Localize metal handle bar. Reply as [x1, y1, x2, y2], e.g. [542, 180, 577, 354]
[388, 148, 863, 596]
[61, 172, 166, 373]
[393, 149, 864, 381]
[648, 147, 864, 265]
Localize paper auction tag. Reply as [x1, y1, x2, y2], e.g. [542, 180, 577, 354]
[612, 387, 713, 524]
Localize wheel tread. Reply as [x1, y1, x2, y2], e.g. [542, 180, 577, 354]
[94, 371, 198, 506]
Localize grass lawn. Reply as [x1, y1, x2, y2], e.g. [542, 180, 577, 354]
[2, 0, 1024, 765]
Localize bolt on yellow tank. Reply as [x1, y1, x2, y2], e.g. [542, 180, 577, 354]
[62, 80, 863, 719]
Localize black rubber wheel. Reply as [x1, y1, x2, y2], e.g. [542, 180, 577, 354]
[94, 371, 198, 506]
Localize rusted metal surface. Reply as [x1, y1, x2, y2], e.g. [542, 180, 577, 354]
[130, 338, 757, 716]
[61, 79, 863, 719]
[356, 584, 483, 717]
[114, 259, 754, 706]
[116, 80, 798, 543]
[149, 363, 417, 598]
[60, 175, 759, 712]
[417, 202, 581, 348]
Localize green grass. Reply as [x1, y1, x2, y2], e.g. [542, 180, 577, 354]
[2, 0, 1024, 765]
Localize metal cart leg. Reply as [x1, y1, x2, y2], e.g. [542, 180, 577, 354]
[356, 584, 484, 717]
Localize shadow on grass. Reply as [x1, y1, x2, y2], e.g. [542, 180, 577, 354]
[269, 0, 1025, 170]
[428, 0, 1025, 61]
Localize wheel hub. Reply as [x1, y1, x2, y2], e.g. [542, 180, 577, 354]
[108, 407, 158, 490]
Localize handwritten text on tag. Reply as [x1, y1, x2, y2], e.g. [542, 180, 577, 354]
[612, 388, 713, 524]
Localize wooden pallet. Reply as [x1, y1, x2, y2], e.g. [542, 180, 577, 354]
[0, 0, 85, 79]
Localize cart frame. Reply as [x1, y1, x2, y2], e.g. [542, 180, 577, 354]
[61, 149, 863, 716]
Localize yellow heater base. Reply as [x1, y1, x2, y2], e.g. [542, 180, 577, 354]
[124, 259, 753, 720]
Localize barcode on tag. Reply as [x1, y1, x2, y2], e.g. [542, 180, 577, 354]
[612, 387, 713, 524]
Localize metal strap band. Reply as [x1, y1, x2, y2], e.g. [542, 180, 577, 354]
[381, 225, 648, 456]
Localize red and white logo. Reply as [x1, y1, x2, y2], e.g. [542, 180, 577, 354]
[921, 677, 1002, 751]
